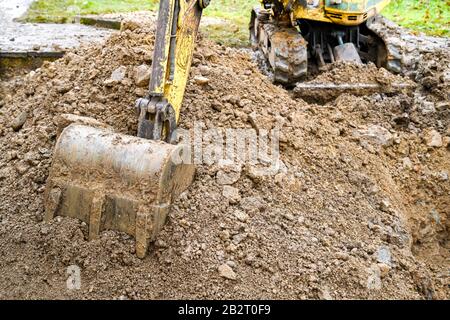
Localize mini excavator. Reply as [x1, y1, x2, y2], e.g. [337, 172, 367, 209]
[250, 0, 399, 84]
[45, 0, 398, 258]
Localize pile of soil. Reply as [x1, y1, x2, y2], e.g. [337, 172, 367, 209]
[0, 19, 448, 299]
[308, 62, 405, 85]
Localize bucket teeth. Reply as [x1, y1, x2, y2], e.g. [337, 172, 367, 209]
[44, 124, 195, 258]
[88, 194, 105, 240]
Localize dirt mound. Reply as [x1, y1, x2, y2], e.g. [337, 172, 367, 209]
[309, 62, 403, 85]
[0, 20, 448, 299]
[415, 49, 450, 101]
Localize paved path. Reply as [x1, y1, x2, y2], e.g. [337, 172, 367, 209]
[0, 0, 113, 54]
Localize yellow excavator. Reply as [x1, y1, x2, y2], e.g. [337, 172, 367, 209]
[250, 0, 398, 84]
[44, 0, 397, 258]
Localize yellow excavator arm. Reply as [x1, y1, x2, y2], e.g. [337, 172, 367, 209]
[136, 0, 209, 142]
[44, 0, 209, 258]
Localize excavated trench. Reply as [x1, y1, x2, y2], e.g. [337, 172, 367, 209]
[0, 17, 448, 299]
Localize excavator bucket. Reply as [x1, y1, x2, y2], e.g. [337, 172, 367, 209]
[44, 124, 195, 258]
[44, 0, 206, 258]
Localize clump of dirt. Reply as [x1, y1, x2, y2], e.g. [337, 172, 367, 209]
[0, 20, 448, 300]
[309, 62, 404, 85]
[415, 49, 450, 101]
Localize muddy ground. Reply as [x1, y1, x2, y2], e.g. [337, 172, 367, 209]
[0, 17, 448, 299]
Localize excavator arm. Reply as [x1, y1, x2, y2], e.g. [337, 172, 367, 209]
[136, 0, 209, 142]
[44, 0, 209, 258]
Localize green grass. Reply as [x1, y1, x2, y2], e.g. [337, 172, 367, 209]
[22, 0, 158, 23]
[23, 0, 448, 46]
[201, 0, 256, 47]
[383, 0, 449, 36]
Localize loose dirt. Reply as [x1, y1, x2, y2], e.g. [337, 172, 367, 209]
[0, 17, 448, 299]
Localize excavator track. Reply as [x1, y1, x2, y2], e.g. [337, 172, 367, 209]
[366, 15, 449, 78]
[366, 16, 403, 74]
[250, 7, 307, 85]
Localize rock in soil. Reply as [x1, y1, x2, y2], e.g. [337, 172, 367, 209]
[218, 263, 236, 280]
[11, 110, 28, 131]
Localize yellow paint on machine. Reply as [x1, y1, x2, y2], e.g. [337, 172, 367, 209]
[273, 0, 391, 26]
[163, 0, 201, 122]
[153, 0, 176, 96]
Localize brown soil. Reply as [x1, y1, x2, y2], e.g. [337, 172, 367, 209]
[0, 19, 448, 300]
[294, 62, 417, 103]
[309, 62, 404, 85]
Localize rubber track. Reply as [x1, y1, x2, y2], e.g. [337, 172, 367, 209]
[250, 8, 308, 85]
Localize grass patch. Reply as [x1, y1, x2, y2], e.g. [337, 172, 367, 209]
[202, 0, 256, 47]
[383, 0, 449, 36]
[23, 0, 158, 23]
[23, 0, 448, 45]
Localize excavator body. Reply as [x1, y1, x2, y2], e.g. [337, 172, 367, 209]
[250, 0, 401, 84]
[286, 0, 391, 26]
